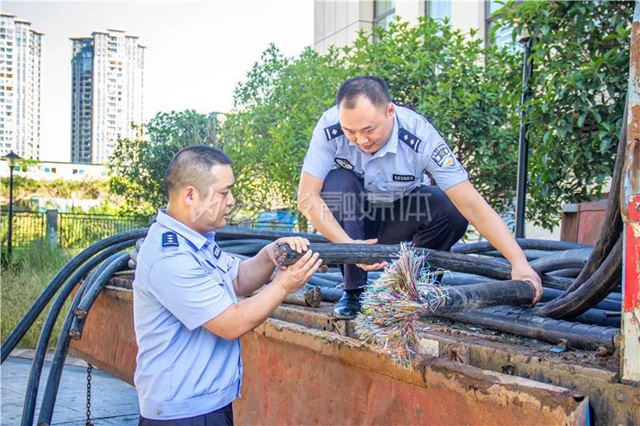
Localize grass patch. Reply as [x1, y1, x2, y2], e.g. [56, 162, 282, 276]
[1, 241, 76, 350]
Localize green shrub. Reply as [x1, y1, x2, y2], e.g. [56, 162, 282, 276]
[1, 241, 75, 349]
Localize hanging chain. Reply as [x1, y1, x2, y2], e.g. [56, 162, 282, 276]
[86, 363, 93, 426]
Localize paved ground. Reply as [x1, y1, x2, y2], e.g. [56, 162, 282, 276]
[2, 350, 139, 425]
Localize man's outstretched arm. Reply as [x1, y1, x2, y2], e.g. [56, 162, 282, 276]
[445, 180, 543, 303]
[297, 171, 353, 243]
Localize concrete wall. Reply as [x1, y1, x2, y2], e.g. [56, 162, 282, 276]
[314, 0, 487, 54]
[314, 1, 374, 54]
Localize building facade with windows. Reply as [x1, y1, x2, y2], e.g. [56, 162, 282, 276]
[0, 13, 42, 160]
[314, 0, 506, 54]
[0, 159, 108, 182]
[70, 29, 145, 165]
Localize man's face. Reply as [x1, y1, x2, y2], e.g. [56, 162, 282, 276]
[339, 96, 395, 154]
[191, 164, 235, 232]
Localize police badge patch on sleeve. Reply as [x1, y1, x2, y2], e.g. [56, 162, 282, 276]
[431, 143, 457, 168]
[334, 157, 354, 171]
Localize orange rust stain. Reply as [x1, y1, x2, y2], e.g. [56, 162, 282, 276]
[69, 288, 137, 385]
[622, 139, 640, 227]
[632, 104, 640, 140]
[70, 287, 588, 425]
[237, 327, 586, 425]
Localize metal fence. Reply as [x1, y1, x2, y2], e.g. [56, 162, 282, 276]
[1, 210, 151, 249]
[0, 210, 46, 247]
[1, 209, 302, 250]
[58, 212, 150, 248]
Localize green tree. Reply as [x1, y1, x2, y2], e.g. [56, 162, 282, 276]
[108, 110, 223, 215]
[223, 3, 632, 230]
[220, 18, 522, 221]
[496, 0, 634, 228]
[220, 44, 349, 225]
[0, 176, 110, 210]
[107, 1, 633, 231]
[344, 17, 522, 214]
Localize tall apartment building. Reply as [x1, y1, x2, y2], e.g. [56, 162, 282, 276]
[314, 0, 508, 54]
[71, 29, 145, 164]
[0, 13, 43, 159]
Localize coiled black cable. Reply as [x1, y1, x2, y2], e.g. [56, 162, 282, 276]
[1, 228, 148, 363]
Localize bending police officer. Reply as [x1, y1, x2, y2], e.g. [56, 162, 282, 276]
[297, 76, 542, 320]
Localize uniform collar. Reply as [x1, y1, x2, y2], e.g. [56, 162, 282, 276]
[156, 209, 215, 250]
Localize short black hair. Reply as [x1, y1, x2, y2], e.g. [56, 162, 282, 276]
[336, 75, 391, 110]
[164, 145, 232, 198]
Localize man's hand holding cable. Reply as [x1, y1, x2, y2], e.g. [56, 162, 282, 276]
[272, 250, 322, 294]
[511, 261, 543, 304]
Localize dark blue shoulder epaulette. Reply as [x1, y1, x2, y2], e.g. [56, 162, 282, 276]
[162, 232, 179, 247]
[324, 123, 344, 141]
[398, 128, 422, 152]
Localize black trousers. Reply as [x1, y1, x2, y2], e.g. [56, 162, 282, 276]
[321, 168, 468, 290]
[139, 403, 233, 426]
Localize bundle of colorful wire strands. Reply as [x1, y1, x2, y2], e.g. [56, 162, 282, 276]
[355, 243, 448, 369]
[355, 243, 536, 370]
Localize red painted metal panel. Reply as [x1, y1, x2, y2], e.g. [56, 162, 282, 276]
[624, 195, 640, 312]
[620, 1, 640, 383]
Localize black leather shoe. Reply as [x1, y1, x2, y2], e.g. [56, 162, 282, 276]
[333, 291, 362, 320]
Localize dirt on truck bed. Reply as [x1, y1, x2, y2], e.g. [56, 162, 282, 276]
[415, 317, 620, 372]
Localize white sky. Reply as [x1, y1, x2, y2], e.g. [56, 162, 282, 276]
[3, 1, 315, 162]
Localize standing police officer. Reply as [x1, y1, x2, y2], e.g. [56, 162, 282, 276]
[297, 76, 542, 320]
[133, 145, 322, 425]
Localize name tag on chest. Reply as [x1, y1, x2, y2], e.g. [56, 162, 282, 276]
[392, 174, 415, 182]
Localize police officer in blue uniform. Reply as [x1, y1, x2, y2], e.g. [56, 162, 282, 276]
[134, 146, 322, 425]
[297, 76, 542, 320]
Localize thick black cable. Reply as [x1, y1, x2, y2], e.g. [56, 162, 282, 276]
[540, 287, 620, 312]
[217, 239, 273, 247]
[563, 104, 627, 295]
[33, 253, 130, 426]
[452, 239, 592, 255]
[529, 249, 591, 274]
[571, 309, 620, 328]
[534, 237, 623, 318]
[20, 243, 133, 426]
[1, 228, 148, 363]
[22, 251, 120, 426]
[220, 243, 269, 256]
[481, 249, 558, 261]
[276, 243, 574, 289]
[440, 306, 619, 351]
[547, 268, 582, 278]
[307, 275, 342, 289]
[216, 226, 328, 242]
[69, 254, 131, 339]
[439, 271, 620, 312]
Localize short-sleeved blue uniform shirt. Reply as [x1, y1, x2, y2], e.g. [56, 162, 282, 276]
[302, 104, 469, 203]
[133, 210, 242, 420]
